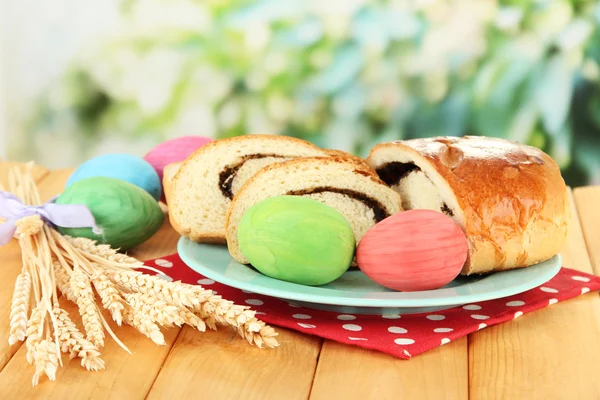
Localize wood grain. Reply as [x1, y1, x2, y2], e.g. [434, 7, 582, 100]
[310, 339, 468, 400]
[147, 327, 322, 400]
[468, 190, 600, 400]
[573, 186, 600, 275]
[0, 168, 183, 399]
[0, 168, 65, 372]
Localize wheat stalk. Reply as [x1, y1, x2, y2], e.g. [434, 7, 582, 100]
[25, 305, 45, 366]
[108, 270, 203, 308]
[109, 270, 278, 348]
[31, 339, 60, 386]
[53, 261, 77, 302]
[70, 267, 105, 348]
[9, 270, 32, 345]
[64, 236, 142, 266]
[123, 304, 166, 346]
[5, 166, 279, 386]
[92, 272, 126, 326]
[53, 307, 104, 371]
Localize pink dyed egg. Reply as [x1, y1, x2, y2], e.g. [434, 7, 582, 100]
[144, 136, 213, 202]
[356, 209, 468, 292]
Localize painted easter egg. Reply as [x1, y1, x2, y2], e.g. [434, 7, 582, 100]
[238, 196, 355, 286]
[56, 177, 164, 250]
[143, 136, 213, 193]
[357, 209, 468, 292]
[67, 154, 162, 201]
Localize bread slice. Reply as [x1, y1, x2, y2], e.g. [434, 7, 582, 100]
[162, 161, 181, 205]
[366, 136, 570, 275]
[226, 157, 403, 264]
[169, 135, 330, 242]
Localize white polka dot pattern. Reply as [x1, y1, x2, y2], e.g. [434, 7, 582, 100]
[197, 279, 215, 285]
[434, 328, 453, 333]
[441, 338, 451, 345]
[506, 300, 525, 307]
[470, 315, 489, 320]
[549, 298, 558, 305]
[298, 323, 316, 329]
[293, 314, 312, 320]
[342, 324, 362, 332]
[462, 304, 481, 310]
[388, 326, 408, 334]
[478, 323, 487, 330]
[514, 311, 524, 319]
[337, 315, 356, 321]
[540, 287, 558, 293]
[382, 314, 401, 319]
[426, 315, 445, 321]
[394, 338, 415, 345]
[155, 259, 173, 268]
[582, 287, 590, 294]
[245, 299, 264, 306]
[572, 276, 590, 282]
[348, 337, 368, 341]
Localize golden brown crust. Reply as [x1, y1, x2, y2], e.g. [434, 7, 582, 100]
[324, 149, 373, 172]
[368, 136, 570, 274]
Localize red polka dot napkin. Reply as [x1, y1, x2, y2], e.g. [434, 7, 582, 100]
[144, 254, 600, 359]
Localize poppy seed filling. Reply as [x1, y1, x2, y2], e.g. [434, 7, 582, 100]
[219, 156, 391, 223]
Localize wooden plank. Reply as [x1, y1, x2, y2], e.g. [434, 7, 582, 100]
[0, 161, 48, 188]
[311, 339, 467, 400]
[0, 168, 184, 399]
[469, 190, 600, 399]
[0, 167, 62, 371]
[574, 186, 600, 275]
[147, 327, 322, 400]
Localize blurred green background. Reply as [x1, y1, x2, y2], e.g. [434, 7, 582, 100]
[8, 0, 600, 186]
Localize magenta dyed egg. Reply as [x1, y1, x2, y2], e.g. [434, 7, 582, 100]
[356, 209, 468, 292]
[144, 136, 213, 202]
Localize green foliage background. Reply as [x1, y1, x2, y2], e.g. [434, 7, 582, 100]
[25, 0, 600, 186]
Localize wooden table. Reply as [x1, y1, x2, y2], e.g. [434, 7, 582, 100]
[1, 161, 600, 400]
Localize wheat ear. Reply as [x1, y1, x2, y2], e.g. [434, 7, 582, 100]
[25, 305, 45, 365]
[109, 270, 278, 348]
[53, 307, 104, 371]
[9, 271, 32, 345]
[123, 293, 206, 331]
[31, 339, 59, 386]
[60, 235, 143, 267]
[92, 272, 126, 326]
[70, 267, 105, 348]
[123, 304, 166, 346]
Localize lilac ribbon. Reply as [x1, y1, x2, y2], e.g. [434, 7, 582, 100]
[0, 192, 100, 245]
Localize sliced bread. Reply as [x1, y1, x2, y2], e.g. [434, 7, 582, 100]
[226, 157, 403, 264]
[169, 135, 330, 243]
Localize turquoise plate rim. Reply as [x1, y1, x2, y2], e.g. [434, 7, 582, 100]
[177, 237, 562, 308]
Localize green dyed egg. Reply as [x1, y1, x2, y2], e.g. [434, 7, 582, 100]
[238, 196, 355, 286]
[56, 177, 164, 250]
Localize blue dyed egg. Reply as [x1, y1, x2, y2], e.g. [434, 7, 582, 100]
[67, 154, 162, 201]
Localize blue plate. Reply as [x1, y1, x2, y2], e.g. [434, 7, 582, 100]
[178, 238, 562, 315]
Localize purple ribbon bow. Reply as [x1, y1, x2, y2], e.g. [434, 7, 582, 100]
[0, 192, 100, 245]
